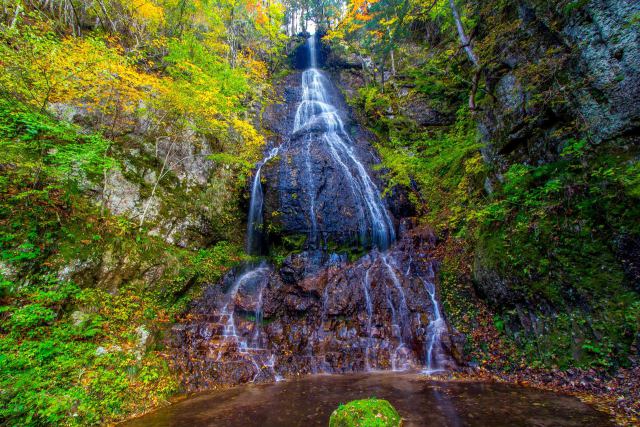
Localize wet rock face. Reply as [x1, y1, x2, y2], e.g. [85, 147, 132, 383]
[262, 70, 396, 250]
[168, 224, 458, 392]
[479, 0, 640, 167]
[166, 39, 455, 392]
[47, 101, 226, 250]
[564, 0, 640, 141]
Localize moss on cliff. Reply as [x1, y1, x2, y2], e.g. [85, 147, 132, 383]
[0, 98, 247, 425]
[334, 0, 640, 369]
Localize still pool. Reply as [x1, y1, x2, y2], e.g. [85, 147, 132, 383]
[122, 373, 613, 426]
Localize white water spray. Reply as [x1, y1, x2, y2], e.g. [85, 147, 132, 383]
[246, 147, 279, 254]
[380, 254, 411, 371]
[218, 266, 270, 352]
[422, 266, 446, 374]
[362, 263, 374, 370]
[293, 36, 395, 249]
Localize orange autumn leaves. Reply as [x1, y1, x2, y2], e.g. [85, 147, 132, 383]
[351, 0, 380, 22]
[327, 0, 384, 43]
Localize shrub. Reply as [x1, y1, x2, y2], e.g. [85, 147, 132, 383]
[329, 398, 402, 427]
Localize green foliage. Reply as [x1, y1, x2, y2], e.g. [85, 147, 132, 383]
[0, 97, 246, 425]
[329, 398, 402, 427]
[163, 242, 247, 313]
[268, 233, 308, 266]
[357, 86, 392, 123]
[0, 275, 178, 426]
[346, 11, 640, 368]
[562, 0, 589, 15]
[0, 98, 115, 273]
[473, 139, 640, 368]
[372, 105, 484, 233]
[0, 0, 289, 425]
[0, 98, 115, 188]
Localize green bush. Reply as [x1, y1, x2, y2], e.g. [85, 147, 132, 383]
[0, 98, 244, 425]
[329, 398, 402, 427]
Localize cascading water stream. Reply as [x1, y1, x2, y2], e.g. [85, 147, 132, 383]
[293, 36, 395, 249]
[217, 265, 270, 356]
[422, 263, 446, 373]
[247, 147, 279, 255]
[251, 280, 266, 348]
[303, 134, 319, 246]
[308, 34, 317, 68]
[381, 254, 411, 371]
[182, 36, 453, 388]
[214, 147, 283, 381]
[361, 263, 374, 371]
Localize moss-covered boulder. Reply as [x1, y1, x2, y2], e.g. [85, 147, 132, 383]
[329, 398, 402, 427]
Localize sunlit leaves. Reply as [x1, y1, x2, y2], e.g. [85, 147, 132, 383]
[0, 24, 160, 124]
[0, 1, 286, 424]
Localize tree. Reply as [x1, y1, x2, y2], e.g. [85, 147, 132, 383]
[449, 0, 478, 67]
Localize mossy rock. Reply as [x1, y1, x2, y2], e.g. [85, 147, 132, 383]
[329, 398, 402, 427]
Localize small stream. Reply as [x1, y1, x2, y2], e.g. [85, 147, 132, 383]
[123, 373, 613, 427]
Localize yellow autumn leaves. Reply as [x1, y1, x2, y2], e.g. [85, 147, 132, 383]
[0, 0, 277, 164]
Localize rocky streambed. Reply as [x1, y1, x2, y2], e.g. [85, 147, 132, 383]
[168, 222, 463, 391]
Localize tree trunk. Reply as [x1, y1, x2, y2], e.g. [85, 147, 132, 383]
[357, 55, 369, 85]
[96, 0, 116, 32]
[469, 68, 481, 111]
[449, 0, 478, 67]
[139, 139, 174, 229]
[390, 49, 396, 76]
[10, 3, 22, 27]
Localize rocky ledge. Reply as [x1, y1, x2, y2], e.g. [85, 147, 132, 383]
[167, 220, 464, 392]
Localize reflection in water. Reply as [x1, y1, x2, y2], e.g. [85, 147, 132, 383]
[431, 387, 462, 427]
[123, 373, 613, 427]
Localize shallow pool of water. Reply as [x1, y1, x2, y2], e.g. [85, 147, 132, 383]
[123, 373, 613, 427]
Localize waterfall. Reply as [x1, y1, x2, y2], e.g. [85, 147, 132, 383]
[214, 145, 280, 379]
[422, 265, 446, 373]
[362, 262, 374, 371]
[301, 130, 319, 247]
[215, 263, 280, 381]
[381, 254, 411, 371]
[218, 265, 270, 353]
[246, 147, 279, 255]
[293, 36, 395, 249]
[251, 279, 266, 348]
[174, 36, 452, 389]
[308, 34, 317, 68]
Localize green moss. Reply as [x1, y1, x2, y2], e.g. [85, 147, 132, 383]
[0, 275, 179, 426]
[329, 399, 402, 427]
[324, 239, 367, 263]
[471, 137, 640, 368]
[268, 233, 308, 265]
[0, 98, 248, 425]
[345, 43, 640, 369]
